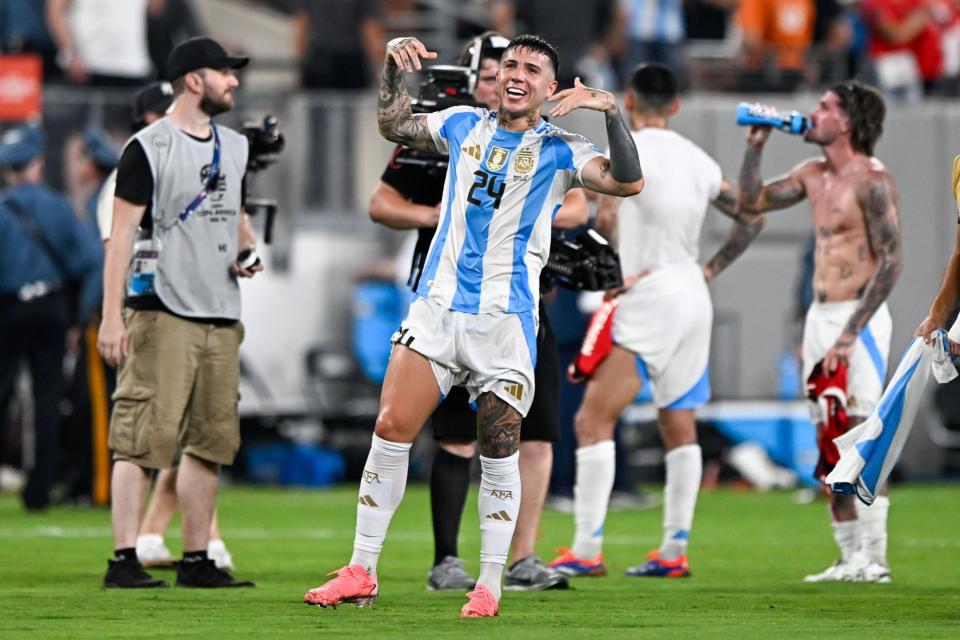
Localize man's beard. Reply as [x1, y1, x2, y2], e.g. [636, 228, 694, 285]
[200, 91, 231, 116]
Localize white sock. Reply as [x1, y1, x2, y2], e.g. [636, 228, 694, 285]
[856, 496, 889, 565]
[831, 519, 859, 562]
[572, 441, 615, 559]
[349, 434, 412, 574]
[659, 444, 702, 561]
[477, 452, 521, 600]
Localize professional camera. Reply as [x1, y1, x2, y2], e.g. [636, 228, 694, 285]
[544, 230, 624, 291]
[242, 115, 285, 174]
[241, 115, 285, 243]
[391, 66, 480, 175]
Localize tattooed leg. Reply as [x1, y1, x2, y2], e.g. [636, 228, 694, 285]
[475, 391, 522, 595]
[477, 392, 522, 459]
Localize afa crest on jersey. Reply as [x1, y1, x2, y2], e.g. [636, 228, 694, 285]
[486, 146, 509, 171]
[513, 148, 535, 174]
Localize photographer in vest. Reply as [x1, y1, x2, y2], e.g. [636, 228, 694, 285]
[97, 37, 260, 589]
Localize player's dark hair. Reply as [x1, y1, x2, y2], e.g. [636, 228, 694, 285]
[628, 63, 678, 114]
[503, 34, 559, 77]
[831, 81, 885, 156]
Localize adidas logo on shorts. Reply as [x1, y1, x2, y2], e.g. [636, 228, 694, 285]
[503, 382, 523, 401]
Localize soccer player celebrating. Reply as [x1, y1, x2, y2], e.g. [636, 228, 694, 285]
[739, 82, 901, 583]
[304, 34, 644, 618]
[547, 64, 764, 579]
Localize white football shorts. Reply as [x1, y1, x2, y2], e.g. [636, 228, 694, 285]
[612, 262, 712, 409]
[802, 300, 892, 418]
[391, 296, 537, 416]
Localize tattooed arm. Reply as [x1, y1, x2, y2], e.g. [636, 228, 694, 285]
[377, 37, 438, 151]
[739, 126, 810, 213]
[703, 179, 766, 281]
[547, 78, 644, 197]
[824, 171, 903, 372]
[476, 393, 522, 458]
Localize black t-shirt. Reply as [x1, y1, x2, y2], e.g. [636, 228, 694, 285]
[380, 145, 445, 290]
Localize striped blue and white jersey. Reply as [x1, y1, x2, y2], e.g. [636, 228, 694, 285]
[419, 106, 603, 315]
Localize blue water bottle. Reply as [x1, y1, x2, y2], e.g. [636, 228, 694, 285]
[736, 102, 809, 135]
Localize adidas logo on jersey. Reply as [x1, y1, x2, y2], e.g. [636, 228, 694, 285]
[504, 382, 523, 401]
[485, 510, 512, 521]
[462, 144, 482, 160]
[358, 495, 379, 507]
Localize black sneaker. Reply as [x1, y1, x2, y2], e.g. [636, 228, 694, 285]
[103, 559, 168, 588]
[174, 559, 255, 588]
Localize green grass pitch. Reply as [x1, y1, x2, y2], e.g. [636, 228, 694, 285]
[0, 484, 957, 638]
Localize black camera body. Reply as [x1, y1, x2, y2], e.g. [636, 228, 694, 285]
[242, 115, 285, 174]
[393, 66, 482, 175]
[241, 115, 285, 244]
[545, 230, 624, 291]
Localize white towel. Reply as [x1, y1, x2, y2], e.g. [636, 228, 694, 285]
[826, 329, 957, 505]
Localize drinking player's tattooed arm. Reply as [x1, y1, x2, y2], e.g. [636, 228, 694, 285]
[840, 172, 902, 345]
[377, 37, 438, 152]
[739, 126, 810, 213]
[703, 179, 767, 281]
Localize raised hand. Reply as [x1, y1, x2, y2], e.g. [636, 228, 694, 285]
[386, 37, 437, 73]
[547, 77, 616, 118]
[746, 125, 773, 149]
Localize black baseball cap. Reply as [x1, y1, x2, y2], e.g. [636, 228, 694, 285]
[133, 81, 175, 120]
[166, 37, 249, 81]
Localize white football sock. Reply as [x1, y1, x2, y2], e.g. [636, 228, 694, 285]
[659, 444, 702, 561]
[572, 440, 615, 559]
[831, 519, 859, 562]
[856, 495, 889, 565]
[349, 434, 412, 574]
[476, 452, 521, 600]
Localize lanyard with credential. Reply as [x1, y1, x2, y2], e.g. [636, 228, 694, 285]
[177, 124, 221, 222]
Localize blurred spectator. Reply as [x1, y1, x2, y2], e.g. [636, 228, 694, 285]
[146, 0, 203, 81]
[938, 0, 960, 93]
[685, 0, 739, 40]
[621, 0, 686, 85]
[293, 0, 385, 89]
[0, 124, 102, 511]
[861, 0, 943, 99]
[811, 0, 855, 85]
[736, 0, 816, 92]
[490, 0, 620, 89]
[0, 0, 59, 80]
[46, 0, 152, 86]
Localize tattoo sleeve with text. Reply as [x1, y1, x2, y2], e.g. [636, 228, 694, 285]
[604, 106, 643, 183]
[840, 173, 903, 342]
[377, 51, 435, 152]
[476, 393, 522, 458]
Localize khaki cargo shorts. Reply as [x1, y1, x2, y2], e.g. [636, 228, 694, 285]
[108, 310, 244, 469]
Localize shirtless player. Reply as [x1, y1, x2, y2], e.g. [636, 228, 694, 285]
[739, 81, 902, 583]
